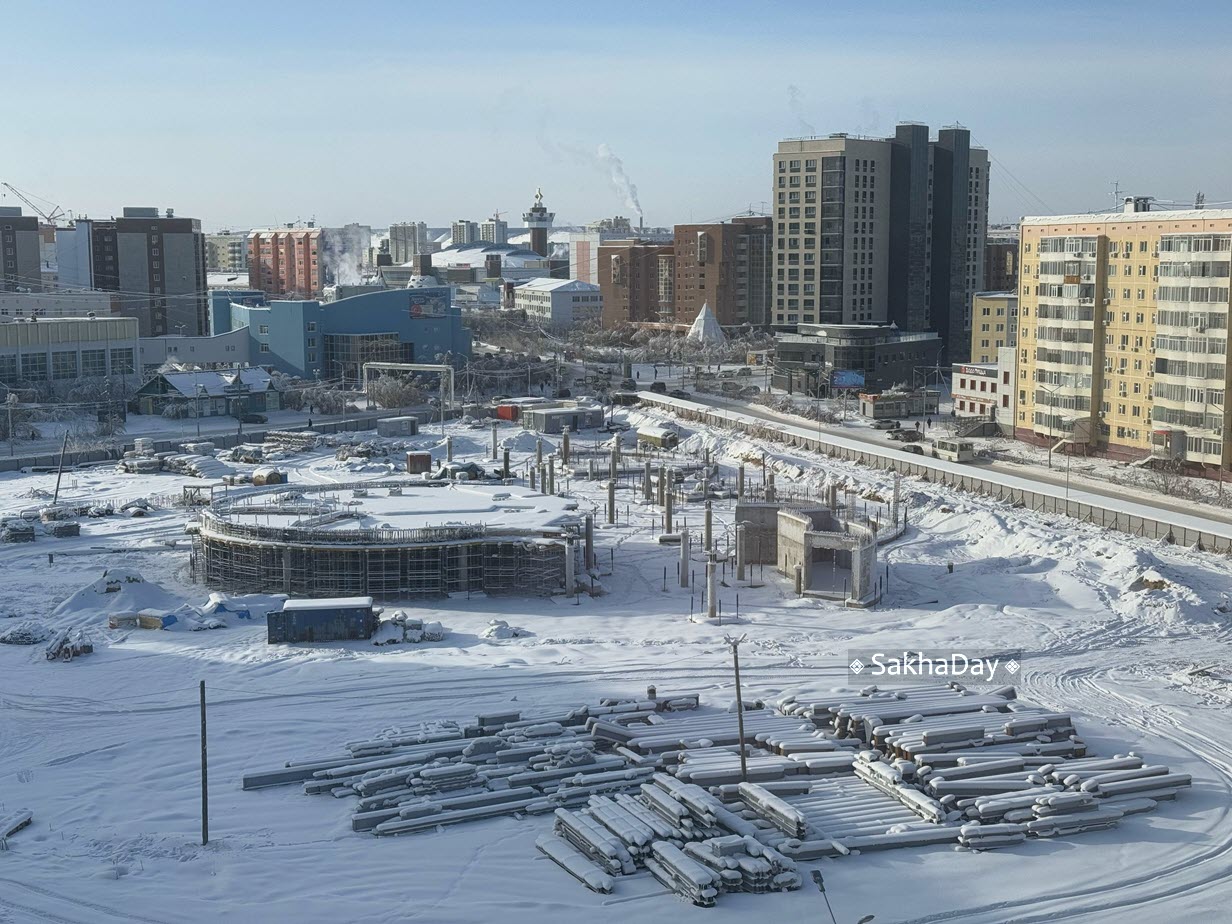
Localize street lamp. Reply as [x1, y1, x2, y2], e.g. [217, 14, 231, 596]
[809, 869, 873, 924]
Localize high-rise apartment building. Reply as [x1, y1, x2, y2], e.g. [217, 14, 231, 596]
[389, 222, 429, 263]
[985, 226, 1020, 291]
[479, 213, 509, 245]
[247, 227, 323, 299]
[772, 124, 988, 361]
[450, 220, 480, 247]
[598, 239, 674, 327]
[0, 207, 42, 292]
[1017, 201, 1232, 469]
[671, 217, 773, 329]
[57, 207, 207, 336]
[205, 231, 249, 273]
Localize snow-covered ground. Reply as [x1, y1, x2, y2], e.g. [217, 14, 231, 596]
[2, 409, 1232, 922]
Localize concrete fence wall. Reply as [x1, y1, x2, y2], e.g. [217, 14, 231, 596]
[641, 394, 1232, 556]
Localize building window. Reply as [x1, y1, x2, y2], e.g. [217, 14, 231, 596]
[110, 348, 135, 374]
[307, 321, 316, 332]
[259, 324, 269, 334]
[260, 343, 271, 353]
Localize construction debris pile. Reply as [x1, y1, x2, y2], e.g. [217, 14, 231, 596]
[242, 683, 1188, 908]
[1, 810, 33, 842]
[117, 448, 234, 480]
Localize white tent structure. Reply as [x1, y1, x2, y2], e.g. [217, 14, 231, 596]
[686, 303, 726, 345]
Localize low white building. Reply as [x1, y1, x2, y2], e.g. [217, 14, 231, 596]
[0, 290, 116, 319]
[513, 278, 601, 328]
[952, 347, 1016, 428]
[138, 327, 251, 371]
[0, 316, 140, 387]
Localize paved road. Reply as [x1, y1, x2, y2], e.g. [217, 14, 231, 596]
[679, 391, 1232, 531]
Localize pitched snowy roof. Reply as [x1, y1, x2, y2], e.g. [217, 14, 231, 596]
[515, 278, 599, 293]
[686, 303, 726, 345]
[160, 366, 274, 398]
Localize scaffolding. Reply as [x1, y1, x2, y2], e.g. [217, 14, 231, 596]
[191, 483, 576, 600]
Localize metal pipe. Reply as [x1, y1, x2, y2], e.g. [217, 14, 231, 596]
[607, 479, 616, 525]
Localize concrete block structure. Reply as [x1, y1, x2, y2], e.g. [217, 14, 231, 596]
[513, 278, 602, 328]
[969, 292, 1018, 363]
[0, 207, 43, 293]
[776, 506, 877, 606]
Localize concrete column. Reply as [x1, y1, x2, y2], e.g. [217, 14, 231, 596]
[584, 514, 594, 570]
[547, 462, 555, 496]
[609, 446, 619, 482]
[794, 563, 803, 596]
[503, 448, 510, 479]
[665, 473, 674, 533]
[607, 479, 616, 525]
[643, 460, 653, 502]
[588, 457, 596, 480]
[706, 553, 717, 619]
[562, 427, 571, 464]
[704, 501, 713, 552]
[530, 467, 537, 491]
[891, 472, 901, 524]
[736, 528, 746, 582]
[536, 438, 543, 467]
[490, 422, 498, 461]
[827, 482, 838, 510]
[446, 435, 454, 462]
[767, 469, 776, 503]
[737, 464, 745, 498]
[658, 465, 667, 506]
[565, 537, 575, 593]
[680, 529, 690, 587]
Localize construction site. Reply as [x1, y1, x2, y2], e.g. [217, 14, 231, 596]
[190, 481, 589, 599]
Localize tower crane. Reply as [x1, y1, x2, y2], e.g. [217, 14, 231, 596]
[1, 183, 69, 224]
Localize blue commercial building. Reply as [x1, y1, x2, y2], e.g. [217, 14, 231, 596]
[207, 285, 470, 382]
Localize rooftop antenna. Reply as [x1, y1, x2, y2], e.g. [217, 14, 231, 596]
[1195, 191, 1206, 210]
[1111, 180, 1122, 209]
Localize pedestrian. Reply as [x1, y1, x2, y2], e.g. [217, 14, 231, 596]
[927, 417, 932, 429]
[915, 421, 921, 433]
[308, 417, 313, 428]
[636, 370, 640, 380]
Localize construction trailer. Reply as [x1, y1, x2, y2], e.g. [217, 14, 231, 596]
[267, 596, 379, 643]
[522, 402, 606, 434]
[376, 416, 421, 437]
[637, 425, 679, 450]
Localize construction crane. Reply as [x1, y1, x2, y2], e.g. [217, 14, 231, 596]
[1, 183, 68, 224]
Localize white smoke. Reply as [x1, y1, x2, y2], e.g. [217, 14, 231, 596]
[320, 225, 369, 286]
[594, 143, 643, 221]
[787, 85, 815, 135]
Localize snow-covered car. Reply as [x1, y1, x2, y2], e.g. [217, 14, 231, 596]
[871, 419, 900, 430]
[599, 421, 630, 433]
[900, 444, 925, 455]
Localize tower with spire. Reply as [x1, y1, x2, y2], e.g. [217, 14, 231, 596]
[523, 187, 554, 258]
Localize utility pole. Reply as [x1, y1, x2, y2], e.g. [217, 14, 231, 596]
[725, 633, 749, 783]
[52, 431, 69, 505]
[200, 680, 209, 845]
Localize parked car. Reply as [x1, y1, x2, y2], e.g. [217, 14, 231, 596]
[871, 419, 900, 430]
[900, 444, 925, 455]
[620, 378, 637, 390]
[240, 413, 268, 424]
[888, 428, 923, 442]
[599, 420, 630, 433]
[648, 381, 668, 394]
[669, 389, 691, 399]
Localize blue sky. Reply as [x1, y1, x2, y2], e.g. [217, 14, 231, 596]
[4, 0, 1229, 231]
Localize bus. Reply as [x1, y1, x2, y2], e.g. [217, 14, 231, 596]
[934, 438, 976, 463]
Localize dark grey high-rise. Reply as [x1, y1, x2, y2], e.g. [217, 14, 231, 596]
[773, 123, 988, 362]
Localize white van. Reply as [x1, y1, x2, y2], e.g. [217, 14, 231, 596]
[934, 438, 976, 463]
